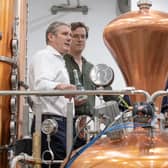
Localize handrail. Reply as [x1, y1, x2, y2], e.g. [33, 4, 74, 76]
[0, 89, 150, 99]
[7, 88, 150, 168]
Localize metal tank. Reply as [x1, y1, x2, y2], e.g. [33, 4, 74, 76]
[0, 0, 27, 167]
[103, 0, 168, 103]
[0, 1, 16, 167]
[68, 0, 168, 167]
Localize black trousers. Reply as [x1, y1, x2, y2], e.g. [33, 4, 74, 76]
[32, 114, 67, 168]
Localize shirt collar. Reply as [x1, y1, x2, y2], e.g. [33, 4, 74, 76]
[46, 45, 63, 57]
[67, 54, 87, 64]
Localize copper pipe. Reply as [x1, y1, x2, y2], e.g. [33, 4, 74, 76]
[17, 0, 28, 139]
[32, 132, 41, 168]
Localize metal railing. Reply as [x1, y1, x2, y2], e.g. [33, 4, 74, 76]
[0, 88, 166, 168]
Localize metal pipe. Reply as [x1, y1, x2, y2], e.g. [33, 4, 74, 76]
[22, 99, 31, 137]
[117, 0, 130, 13]
[151, 90, 168, 102]
[133, 89, 151, 102]
[0, 89, 149, 98]
[76, 0, 80, 7]
[11, 100, 43, 168]
[66, 102, 74, 156]
[50, 5, 88, 15]
[10, 153, 34, 168]
[32, 100, 42, 168]
[67, 0, 70, 6]
[32, 132, 41, 168]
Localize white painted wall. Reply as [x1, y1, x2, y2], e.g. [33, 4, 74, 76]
[131, 0, 168, 12]
[27, 0, 168, 89]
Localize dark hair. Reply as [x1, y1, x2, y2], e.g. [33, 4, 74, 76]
[45, 21, 70, 44]
[70, 22, 89, 39]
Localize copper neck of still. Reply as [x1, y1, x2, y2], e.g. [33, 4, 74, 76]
[103, 2, 168, 104]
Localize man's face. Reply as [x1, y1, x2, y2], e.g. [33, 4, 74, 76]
[48, 25, 72, 55]
[71, 27, 87, 53]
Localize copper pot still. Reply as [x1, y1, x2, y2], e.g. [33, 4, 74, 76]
[0, 0, 15, 167]
[104, 0, 168, 103]
[70, 1, 168, 168]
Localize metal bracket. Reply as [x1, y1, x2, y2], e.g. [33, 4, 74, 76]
[0, 56, 17, 67]
[51, 5, 88, 15]
[12, 39, 19, 56]
[117, 0, 131, 13]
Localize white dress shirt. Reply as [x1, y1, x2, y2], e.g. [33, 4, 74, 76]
[29, 45, 73, 117]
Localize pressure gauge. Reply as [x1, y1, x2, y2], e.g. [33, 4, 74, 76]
[90, 64, 114, 87]
[41, 119, 58, 135]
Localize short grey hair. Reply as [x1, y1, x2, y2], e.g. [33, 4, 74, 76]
[45, 21, 70, 44]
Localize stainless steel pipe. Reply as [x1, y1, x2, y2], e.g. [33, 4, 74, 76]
[8, 88, 150, 168]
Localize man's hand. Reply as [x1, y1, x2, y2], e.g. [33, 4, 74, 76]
[55, 84, 76, 99]
[74, 97, 87, 106]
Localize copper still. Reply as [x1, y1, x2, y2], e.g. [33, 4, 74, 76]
[0, 0, 27, 167]
[103, 0, 168, 103]
[71, 133, 168, 168]
[0, 0, 15, 167]
[69, 0, 168, 168]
